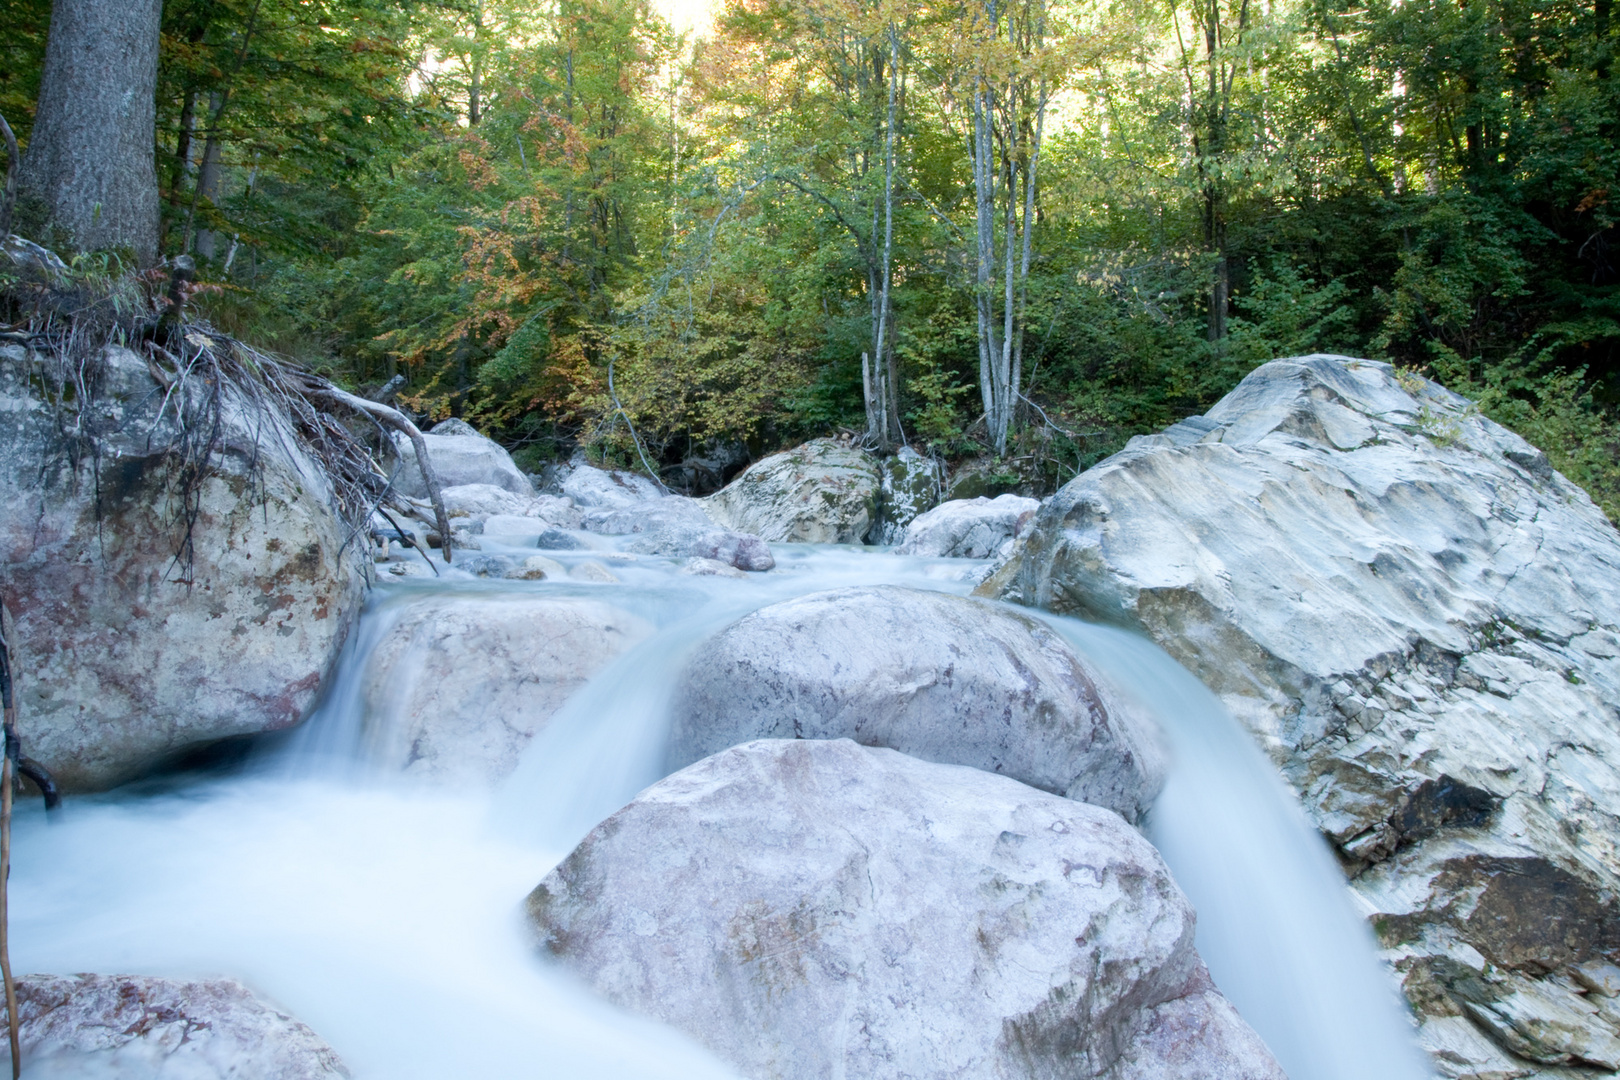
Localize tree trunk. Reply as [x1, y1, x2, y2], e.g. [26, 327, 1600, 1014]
[18, 0, 162, 262]
[193, 98, 224, 261]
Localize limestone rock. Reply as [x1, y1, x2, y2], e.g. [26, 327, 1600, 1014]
[873, 447, 941, 544]
[560, 461, 664, 509]
[569, 561, 620, 583]
[680, 557, 746, 579]
[897, 493, 1040, 559]
[359, 595, 651, 785]
[1, 974, 348, 1079]
[988, 354, 1620, 1075]
[439, 483, 583, 528]
[583, 496, 774, 571]
[668, 586, 1164, 823]
[392, 423, 532, 499]
[702, 438, 881, 544]
[0, 344, 364, 791]
[528, 738, 1284, 1080]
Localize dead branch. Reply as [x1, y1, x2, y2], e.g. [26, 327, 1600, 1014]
[296, 380, 453, 563]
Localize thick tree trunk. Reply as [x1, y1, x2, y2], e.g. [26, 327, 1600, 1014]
[18, 0, 162, 262]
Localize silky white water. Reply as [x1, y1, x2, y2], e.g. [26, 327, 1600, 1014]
[8, 541, 1426, 1079]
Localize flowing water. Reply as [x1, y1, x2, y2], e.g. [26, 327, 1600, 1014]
[8, 538, 1428, 1080]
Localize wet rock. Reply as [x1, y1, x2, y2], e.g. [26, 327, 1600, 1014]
[872, 447, 941, 544]
[897, 493, 1040, 559]
[702, 438, 881, 544]
[360, 595, 651, 785]
[569, 561, 620, 583]
[456, 554, 516, 578]
[527, 738, 1284, 1080]
[584, 496, 774, 571]
[504, 555, 565, 581]
[680, 557, 745, 579]
[1, 974, 348, 1079]
[392, 422, 533, 499]
[669, 586, 1164, 823]
[534, 527, 588, 550]
[987, 354, 1620, 1075]
[560, 461, 663, 509]
[0, 345, 365, 791]
[438, 483, 582, 528]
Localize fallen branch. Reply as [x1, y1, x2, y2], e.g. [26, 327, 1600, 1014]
[1, 600, 21, 1080]
[297, 380, 454, 564]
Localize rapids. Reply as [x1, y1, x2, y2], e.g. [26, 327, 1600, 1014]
[7, 539, 1428, 1080]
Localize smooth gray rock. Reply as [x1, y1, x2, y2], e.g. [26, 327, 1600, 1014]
[702, 438, 881, 544]
[988, 354, 1620, 1078]
[669, 586, 1164, 823]
[528, 738, 1284, 1080]
[897, 492, 1040, 559]
[2, 974, 349, 1079]
[438, 483, 583, 528]
[392, 427, 533, 498]
[0, 345, 364, 791]
[560, 462, 664, 508]
[584, 496, 775, 571]
[359, 595, 651, 786]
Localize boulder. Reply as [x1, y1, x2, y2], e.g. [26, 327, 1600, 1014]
[359, 595, 652, 786]
[439, 483, 582, 528]
[702, 438, 881, 544]
[1, 974, 348, 1079]
[872, 447, 942, 544]
[897, 493, 1041, 559]
[0, 344, 365, 791]
[527, 738, 1284, 1080]
[391, 422, 532, 499]
[668, 586, 1164, 823]
[560, 461, 664, 509]
[584, 496, 775, 572]
[987, 354, 1620, 1077]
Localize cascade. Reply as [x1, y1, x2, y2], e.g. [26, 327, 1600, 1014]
[7, 539, 1425, 1079]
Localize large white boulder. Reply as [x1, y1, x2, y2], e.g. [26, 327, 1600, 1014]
[392, 419, 533, 498]
[897, 492, 1040, 558]
[527, 738, 1284, 1080]
[3, 974, 348, 1079]
[0, 345, 365, 791]
[702, 438, 881, 544]
[359, 595, 652, 786]
[668, 586, 1164, 823]
[988, 354, 1620, 1075]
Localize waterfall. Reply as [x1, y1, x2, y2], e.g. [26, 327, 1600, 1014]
[6, 542, 1425, 1079]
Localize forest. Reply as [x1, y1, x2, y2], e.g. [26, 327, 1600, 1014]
[2, 0, 1617, 511]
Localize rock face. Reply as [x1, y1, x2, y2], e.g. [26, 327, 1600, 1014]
[560, 461, 664, 509]
[668, 586, 1164, 823]
[582, 496, 775, 571]
[988, 354, 1620, 1078]
[703, 438, 881, 544]
[392, 420, 533, 498]
[2, 974, 349, 1079]
[0, 344, 364, 791]
[360, 595, 652, 786]
[872, 447, 941, 544]
[897, 493, 1041, 559]
[528, 738, 1284, 1080]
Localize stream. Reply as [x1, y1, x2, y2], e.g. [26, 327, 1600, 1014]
[8, 539, 1430, 1080]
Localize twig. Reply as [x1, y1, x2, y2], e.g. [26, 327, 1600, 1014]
[1, 599, 21, 1080]
[606, 355, 669, 495]
[374, 506, 439, 576]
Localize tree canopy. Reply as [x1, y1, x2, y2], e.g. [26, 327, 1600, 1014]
[4, 0, 1616, 509]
